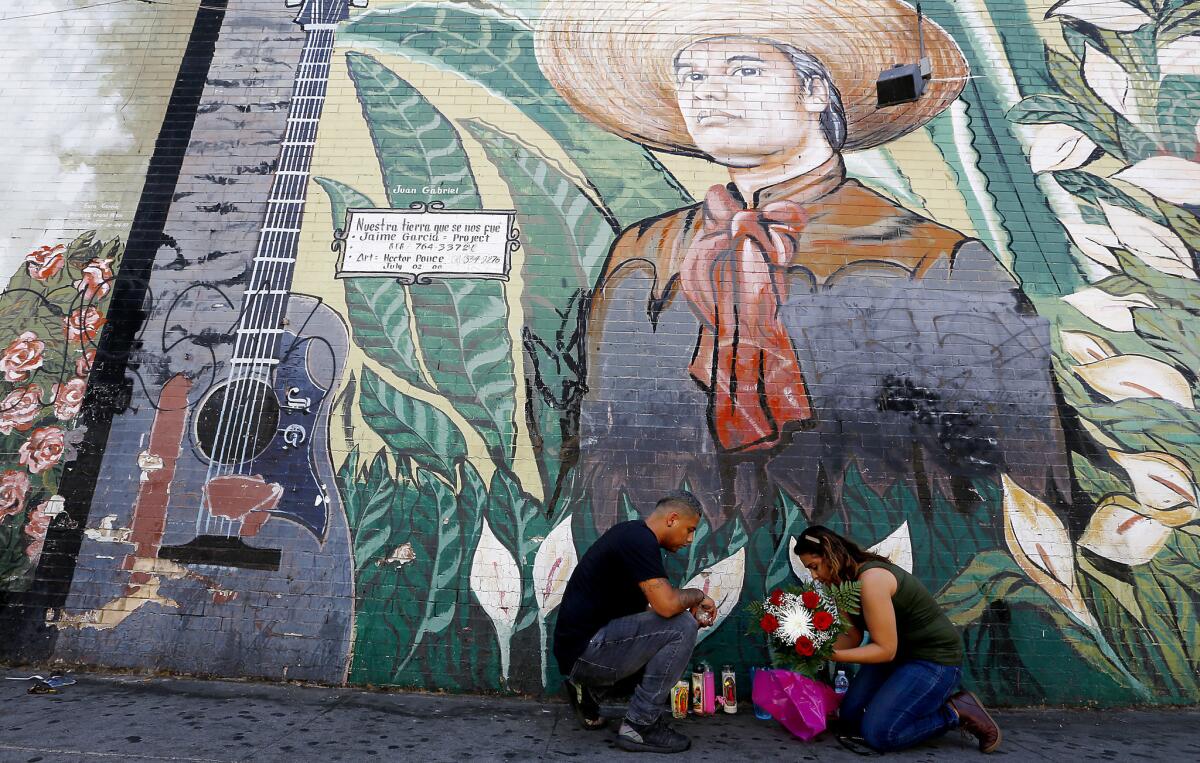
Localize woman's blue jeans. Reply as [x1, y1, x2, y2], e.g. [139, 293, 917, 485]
[839, 659, 961, 752]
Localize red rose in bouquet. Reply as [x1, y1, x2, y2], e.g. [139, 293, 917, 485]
[747, 581, 861, 678]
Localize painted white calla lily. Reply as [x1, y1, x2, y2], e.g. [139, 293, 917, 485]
[1074, 354, 1195, 408]
[1112, 157, 1200, 205]
[1108, 450, 1200, 526]
[1048, 0, 1152, 31]
[1060, 330, 1117, 365]
[1101, 201, 1197, 279]
[867, 521, 914, 573]
[1079, 496, 1171, 566]
[789, 537, 814, 582]
[1060, 217, 1120, 269]
[684, 547, 746, 641]
[1062, 288, 1155, 331]
[1083, 45, 1136, 122]
[532, 518, 578, 616]
[1029, 123, 1099, 173]
[469, 518, 522, 681]
[1002, 474, 1096, 628]
[1158, 35, 1200, 79]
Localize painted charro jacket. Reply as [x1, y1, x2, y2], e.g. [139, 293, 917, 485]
[579, 155, 1073, 532]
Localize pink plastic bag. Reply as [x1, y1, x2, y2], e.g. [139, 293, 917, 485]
[752, 668, 842, 741]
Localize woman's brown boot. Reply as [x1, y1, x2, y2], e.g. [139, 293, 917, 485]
[948, 690, 1001, 753]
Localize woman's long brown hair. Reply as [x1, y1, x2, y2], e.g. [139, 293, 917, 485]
[793, 525, 890, 584]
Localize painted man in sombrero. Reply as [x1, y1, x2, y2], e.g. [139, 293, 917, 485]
[537, 1, 1072, 536]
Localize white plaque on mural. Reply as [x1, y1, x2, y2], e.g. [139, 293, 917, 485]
[333, 201, 518, 283]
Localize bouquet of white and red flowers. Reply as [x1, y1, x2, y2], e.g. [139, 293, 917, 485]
[748, 582, 861, 677]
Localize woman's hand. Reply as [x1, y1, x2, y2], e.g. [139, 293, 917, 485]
[830, 568, 898, 664]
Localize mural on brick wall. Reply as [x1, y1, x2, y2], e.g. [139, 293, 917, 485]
[24, 0, 1200, 705]
[0, 0, 201, 596]
[0, 235, 119, 589]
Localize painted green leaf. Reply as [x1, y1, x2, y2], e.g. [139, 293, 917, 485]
[1157, 200, 1200, 255]
[1133, 307, 1200, 373]
[937, 550, 1150, 701]
[461, 120, 617, 296]
[461, 119, 614, 497]
[393, 469, 465, 675]
[348, 450, 399, 570]
[359, 366, 467, 477]
[341, 5, 693, 227]
[346, 51, 517, 461]
[1008, 93, 1120, 156]
[316, 176, 432, 392]
[346, 51, 478, 211]
[414, 279, 516, 461]
[1053, 170, 1166, 224]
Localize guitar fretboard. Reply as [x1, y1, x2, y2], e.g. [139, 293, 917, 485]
[230, 27, 334, 371]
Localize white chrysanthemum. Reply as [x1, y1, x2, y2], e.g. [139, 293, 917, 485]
[778, 605, 814, 644]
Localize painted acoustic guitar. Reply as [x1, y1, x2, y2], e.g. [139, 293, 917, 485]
[158, 0, 366, 571]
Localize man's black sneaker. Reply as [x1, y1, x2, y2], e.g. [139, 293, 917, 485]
[563, 679, 607, 730]
[616, 717, 691, 754]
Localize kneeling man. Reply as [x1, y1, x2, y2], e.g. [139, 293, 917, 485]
[554, 492, 716, 754]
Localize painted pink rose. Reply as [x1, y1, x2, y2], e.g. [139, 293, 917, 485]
[0, 385, 44, 435]
[52, 377, 87, 420]
[24, 500, 55, 561]
[75, 348, 96, 377]
[0, 331, 46, 382]
[19, 426, 66, 474]
[25, 244, 66, 281]
[73, 258, 114, 301]
[0, 469, 31, 519]
[64, 306, 106, 342]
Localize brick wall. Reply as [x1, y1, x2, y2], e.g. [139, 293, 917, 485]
[1, 0, 1198, 706]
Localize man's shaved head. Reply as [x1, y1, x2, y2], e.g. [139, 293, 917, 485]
[654, 491, 703, 518]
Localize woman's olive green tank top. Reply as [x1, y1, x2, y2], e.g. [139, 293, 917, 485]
[853, 560, 963, 666]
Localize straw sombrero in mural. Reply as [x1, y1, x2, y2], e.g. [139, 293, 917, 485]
[536, 0, 969, 154]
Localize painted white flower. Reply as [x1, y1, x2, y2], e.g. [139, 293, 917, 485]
[867, 521, 914, 573]
[777, 601, 815, 644]
[789, 537, 814, 582]
[1029, 123, 1099, 173]
[1074, 354, 1195, 408]
[469, 518, 522, 681]
[532, 518, 578, 616]
[1060, 216, 1120, 270]
[1002, 474, 1096, 628]
[1063, 288, 1155, 331]
[1112, 157, 1200, 205]
[1108, 450, 1200, 526]
[1158, 35, 1200, 80]
[1060, 330, 1117, 365]
[1079, 496, 1171, 566]
[1101, 202, 1196, 279]
[1083, 44, 1136, 122]
[1048, 0, 1152, 31]
[684, 547, 746, 641]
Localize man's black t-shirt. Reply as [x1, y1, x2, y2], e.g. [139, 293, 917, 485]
[553, 520, 667, 674]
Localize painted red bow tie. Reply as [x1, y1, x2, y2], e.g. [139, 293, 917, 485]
[680, 184, 815, 452]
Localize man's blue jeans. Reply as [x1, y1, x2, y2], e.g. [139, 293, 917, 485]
[568, 610, 698, 726]
[839, 659, 961, 752]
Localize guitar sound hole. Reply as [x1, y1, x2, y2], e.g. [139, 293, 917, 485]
[194, 379, 281, 465]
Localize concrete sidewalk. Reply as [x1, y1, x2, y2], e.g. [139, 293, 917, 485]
[1, 670, 1196, 762]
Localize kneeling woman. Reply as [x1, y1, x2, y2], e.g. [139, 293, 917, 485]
[794, 526, 1001, 753]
